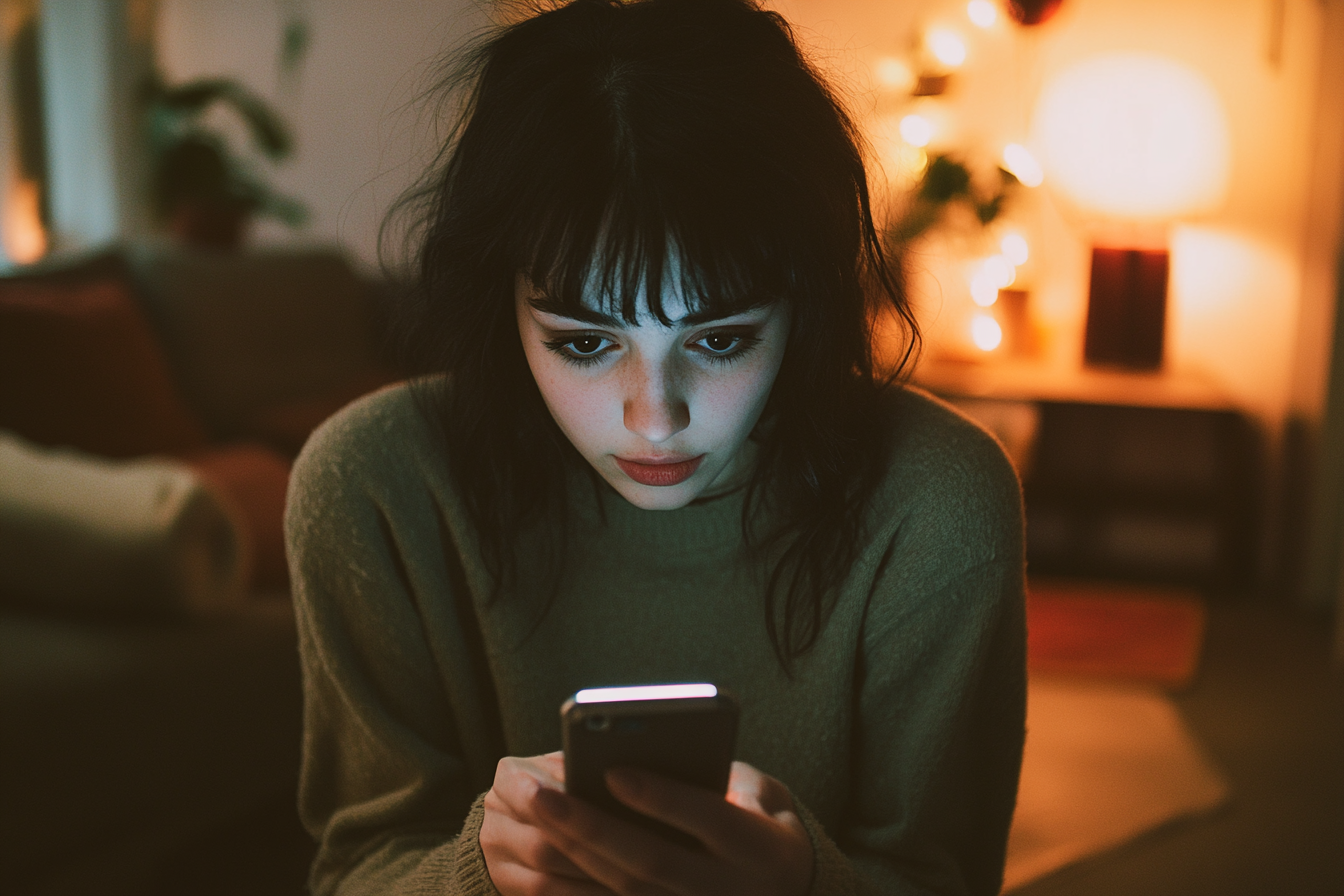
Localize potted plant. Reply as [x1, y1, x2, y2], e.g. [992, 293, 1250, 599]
[142, 73, 307, 249]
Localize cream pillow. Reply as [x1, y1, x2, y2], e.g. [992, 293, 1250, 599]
[0, 431, 248, 617]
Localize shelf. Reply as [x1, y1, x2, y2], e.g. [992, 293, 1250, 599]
[913, 357, 1239, 411]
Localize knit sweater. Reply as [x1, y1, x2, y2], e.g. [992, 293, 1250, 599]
[286, 380, 1026, 896]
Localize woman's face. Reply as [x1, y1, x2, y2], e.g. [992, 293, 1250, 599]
[515, 274, 789, 510]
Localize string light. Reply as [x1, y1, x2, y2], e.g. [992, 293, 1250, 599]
[970, 255, 1016, 306]
[967, 1, 997, 28]
[1000, 232, 1029, 265]
[971, 314, 1003, 351]
[926, 28, 967, 68]
[900, 114, 936, 148]
[1002, 143, 1044, 187]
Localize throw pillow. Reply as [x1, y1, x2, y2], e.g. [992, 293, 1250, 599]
[185, 444, 293, 592]
[0, 430, 247, 617]
[0, 277, 209, 458]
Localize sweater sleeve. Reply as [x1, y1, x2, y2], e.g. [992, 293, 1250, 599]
[806, 400, 1028, 896]
[798, 560, 1026, 896]
[285, 393, 502, 896]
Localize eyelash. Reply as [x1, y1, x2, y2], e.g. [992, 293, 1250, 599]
[541, 332, 762, 368]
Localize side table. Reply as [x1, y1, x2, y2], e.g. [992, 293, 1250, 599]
[914, 359, 1264, 595]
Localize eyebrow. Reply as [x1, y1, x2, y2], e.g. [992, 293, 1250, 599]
[526, 295, 772, 328]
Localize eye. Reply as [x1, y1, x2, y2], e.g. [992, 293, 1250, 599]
[542, 333, 617, 365]
[690, 330, 760, 364]
[696, 333, 741, 354]
[567, 335, 611, 356]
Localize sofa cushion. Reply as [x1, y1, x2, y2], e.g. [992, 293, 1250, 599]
[0, 275, 209, 458]
[128, 245, 400, 450]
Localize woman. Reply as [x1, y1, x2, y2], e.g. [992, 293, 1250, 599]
[286, 1, 1026, 894]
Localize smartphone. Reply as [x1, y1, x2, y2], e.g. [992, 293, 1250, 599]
[561, 682, 738, 847]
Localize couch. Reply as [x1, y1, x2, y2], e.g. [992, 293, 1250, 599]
[0, 242, 401, 894]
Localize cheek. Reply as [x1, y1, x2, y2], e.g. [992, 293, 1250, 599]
[694, 356, 781, 438]
[527, 357, 616, 447]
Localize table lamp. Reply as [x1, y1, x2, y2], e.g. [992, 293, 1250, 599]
[1033, 53, 1231, 370]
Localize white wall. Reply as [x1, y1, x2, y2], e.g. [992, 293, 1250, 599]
[155, 0, 491, 272]
[156, 0, 1338, 434]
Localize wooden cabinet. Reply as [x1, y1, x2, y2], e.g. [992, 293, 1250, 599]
[915, 360, 1264, 595]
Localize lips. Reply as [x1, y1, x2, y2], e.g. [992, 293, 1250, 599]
[614, 455, 704, 487]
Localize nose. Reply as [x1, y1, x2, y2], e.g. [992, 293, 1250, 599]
[623, 358, 690, 443]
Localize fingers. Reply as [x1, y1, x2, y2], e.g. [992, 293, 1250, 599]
[533, 787, 711, 896]
[539, 750, 567, 783]
[527, 768, 814, 896]
[605, 767, 776, 857]
[604, 764, 811, 890]
[726, 761, 796, 819]
[492, 755, 565, 824]
[480, 808, 592, 880]
[485, 753, 613, 895]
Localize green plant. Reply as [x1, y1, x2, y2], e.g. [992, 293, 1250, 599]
[887, 154, 1018, 246]
[142, 72, 307, 230]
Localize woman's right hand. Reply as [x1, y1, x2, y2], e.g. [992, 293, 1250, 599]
[481, 752, 615, 896]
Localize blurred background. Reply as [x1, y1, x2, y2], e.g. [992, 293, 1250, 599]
[1, 1, 1341, 894]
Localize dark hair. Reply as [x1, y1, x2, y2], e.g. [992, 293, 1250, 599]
[390, 0, 918, 669]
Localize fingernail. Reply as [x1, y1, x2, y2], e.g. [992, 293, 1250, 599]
[535, 787, 570, 820]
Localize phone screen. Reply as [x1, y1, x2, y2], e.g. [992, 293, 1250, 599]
[561, 683, 738, 846]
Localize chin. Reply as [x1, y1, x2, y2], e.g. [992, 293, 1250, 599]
[610, 481, 700, 511]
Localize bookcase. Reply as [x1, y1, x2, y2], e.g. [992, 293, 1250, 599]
[915, 360, 1264, 595]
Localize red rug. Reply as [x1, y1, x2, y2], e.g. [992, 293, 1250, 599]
[1026, 579, 1207, 688]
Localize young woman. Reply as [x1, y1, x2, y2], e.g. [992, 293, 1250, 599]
[286, 1, 1027, 894]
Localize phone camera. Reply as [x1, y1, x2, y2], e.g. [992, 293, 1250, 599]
[585, 715, 610, 732]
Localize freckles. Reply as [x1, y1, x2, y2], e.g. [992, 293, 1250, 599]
[695, 364, 774, 428]
[534, 364, 618, 441]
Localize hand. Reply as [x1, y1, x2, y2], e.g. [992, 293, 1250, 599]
[531, 761, 815, 896]
[482, 751, 615, 896]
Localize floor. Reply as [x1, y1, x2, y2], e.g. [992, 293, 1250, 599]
[1014, 600, 1344, 896]
[160, 600, 1344, 896]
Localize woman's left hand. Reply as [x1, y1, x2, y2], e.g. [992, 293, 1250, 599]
[531, 760, 814, 896]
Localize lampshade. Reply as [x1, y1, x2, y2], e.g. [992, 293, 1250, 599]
[1032, 53, 1231, 222]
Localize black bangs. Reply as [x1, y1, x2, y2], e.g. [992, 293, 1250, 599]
[454, 0, 853, 325]
[517, 196, 790, 326]
[499, 82, 808, 325]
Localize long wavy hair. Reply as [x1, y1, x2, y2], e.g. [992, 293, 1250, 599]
[389, 0, 918, 670]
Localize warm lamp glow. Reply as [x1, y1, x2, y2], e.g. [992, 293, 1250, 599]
[926, 29, 967, 68]
[971, 314, 1003, 351]
[1033, 54, 1231, 219]
[900, 114, 935, 148]
[1001, 232, 1029, 265]
[2, 179, 47, 265]
[1002, 143, 1044, 187]
[967, 1, 998, 28]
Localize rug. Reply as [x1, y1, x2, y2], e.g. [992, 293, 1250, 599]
[1002, 677, 1230, 891]
[1027, 578, 1207, 687]
[1001, 580, 1229, 890]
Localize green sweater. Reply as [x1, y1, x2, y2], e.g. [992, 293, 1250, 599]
[286, 380, 1026, 896]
